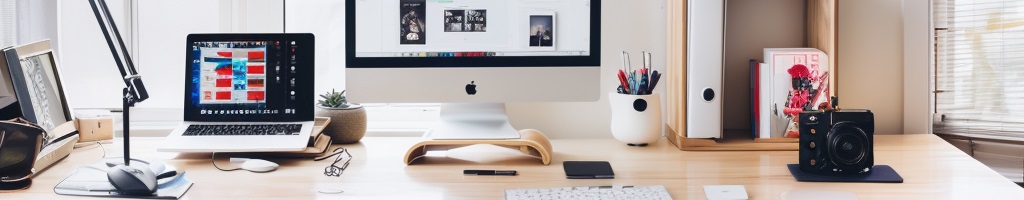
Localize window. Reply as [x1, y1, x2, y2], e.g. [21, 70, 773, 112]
[1, 0, 14, 47]
[933, 0, 1024, 140]
[54, 0, 436, 135]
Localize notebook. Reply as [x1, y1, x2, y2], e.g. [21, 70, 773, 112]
[563, 161, 614, 179]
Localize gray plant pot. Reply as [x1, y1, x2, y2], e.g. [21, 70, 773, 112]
[315, 104, 367, 144]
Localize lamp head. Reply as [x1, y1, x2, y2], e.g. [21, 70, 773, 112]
[125, 75, 149, 103]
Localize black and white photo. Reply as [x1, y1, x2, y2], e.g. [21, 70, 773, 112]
[465, 10, 487, 32]
[444, 10, 465, 32]
[400, 0, 426, 44]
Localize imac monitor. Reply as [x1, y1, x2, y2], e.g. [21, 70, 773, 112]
[346, 0, 601, 139]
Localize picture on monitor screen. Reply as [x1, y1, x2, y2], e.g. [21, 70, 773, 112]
[187, 39, 311, 121]
[529, 15, 554, 47]
[400, 0, 427, 45]
[355, 0, 591, 58]
[348, 0, 599, 68]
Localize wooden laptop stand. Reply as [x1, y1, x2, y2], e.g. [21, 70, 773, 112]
[403, 129, 554, 165]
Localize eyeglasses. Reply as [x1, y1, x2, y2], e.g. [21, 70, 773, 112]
[318, 147, 352, 177]
[0, 118, 45, 190]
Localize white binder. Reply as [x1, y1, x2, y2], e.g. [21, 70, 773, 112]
[685, 0, 725, 138]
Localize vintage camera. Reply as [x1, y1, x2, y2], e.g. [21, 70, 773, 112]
[799, 109, 874, 175]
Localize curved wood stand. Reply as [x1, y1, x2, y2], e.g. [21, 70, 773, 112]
[404, 129, 553, 165]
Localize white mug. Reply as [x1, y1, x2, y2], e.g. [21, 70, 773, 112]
[608, 92, 662, 146]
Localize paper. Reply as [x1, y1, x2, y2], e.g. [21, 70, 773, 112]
[54, 162, 193, 199]
[704, 185, 748, 200]
[780, 189, 857, 200]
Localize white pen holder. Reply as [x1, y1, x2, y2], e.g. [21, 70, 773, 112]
[608, 92, 662, 146]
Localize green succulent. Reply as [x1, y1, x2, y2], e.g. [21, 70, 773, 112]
[318, 89, 351, 109]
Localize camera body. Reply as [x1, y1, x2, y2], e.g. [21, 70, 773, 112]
[799, 109, 874, 175]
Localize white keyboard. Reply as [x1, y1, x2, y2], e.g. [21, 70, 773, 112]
[505, 185, 673, 200]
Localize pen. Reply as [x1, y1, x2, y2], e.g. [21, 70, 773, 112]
[617, 70, 630, 94]
[644, 52, 652, 72]
[642, 51, 650, 73]
[621, 51, 631, 76]
[640, 71, 649, 95]
[645, 52, 653, 94]
[626, 71, 634, 95]
[649, 70, 661, 93]
[464, 170, 517, 176]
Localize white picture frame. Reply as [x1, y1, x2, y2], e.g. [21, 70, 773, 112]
[2, 40, 73, 132]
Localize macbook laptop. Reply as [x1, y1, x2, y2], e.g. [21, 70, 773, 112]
[159, 33, 315, 153]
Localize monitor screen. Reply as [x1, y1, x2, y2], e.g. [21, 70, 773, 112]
[184, 34, 314, 122]
[347, 0, 600, 68]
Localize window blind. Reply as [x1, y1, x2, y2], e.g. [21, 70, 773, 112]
[0, 0, 14, 47]
[934, 0, 1024, 141]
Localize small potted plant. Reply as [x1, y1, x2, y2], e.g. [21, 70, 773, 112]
[315, 89, 367, 144]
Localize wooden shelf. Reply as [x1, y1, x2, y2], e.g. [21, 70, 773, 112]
[663, 0, 834, 151]
[664, 125, 798, 151]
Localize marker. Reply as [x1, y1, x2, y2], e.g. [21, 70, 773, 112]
[464, 170, 517, 176]
[621, 51, 631, 75]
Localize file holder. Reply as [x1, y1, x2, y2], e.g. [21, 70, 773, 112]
[404, 129, 553, 165]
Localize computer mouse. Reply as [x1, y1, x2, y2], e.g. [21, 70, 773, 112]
[106, 164, 157, 196]
[238, 158, 279, 173]
[106, 159, 177, 180]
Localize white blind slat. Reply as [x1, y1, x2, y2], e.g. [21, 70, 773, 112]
[934, 0, 1024, 139]
[0, 0, 14, 47]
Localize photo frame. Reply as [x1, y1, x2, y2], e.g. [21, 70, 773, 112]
[2, 40, 73, 132]
[0, 45, 20, 120]
[527, 10, 556, 51]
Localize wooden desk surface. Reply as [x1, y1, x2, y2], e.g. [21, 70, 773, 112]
[9, 134, 1024, 199]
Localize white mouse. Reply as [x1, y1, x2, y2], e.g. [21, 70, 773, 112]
[230, 158, 279, 173]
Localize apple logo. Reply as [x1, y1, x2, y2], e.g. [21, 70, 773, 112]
[465, 81, 477, 95]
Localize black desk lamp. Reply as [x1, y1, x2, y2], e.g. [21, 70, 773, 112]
[88, 0, 149, 167]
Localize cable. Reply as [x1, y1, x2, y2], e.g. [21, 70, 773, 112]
[314, 147, 348, 161]
[211, 152, 242, 172]
[74, 141, 109, 159]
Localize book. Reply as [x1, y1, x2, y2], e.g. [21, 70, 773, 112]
[750, 59, 759, 138]
[763, 48, 831, 138]
[759, 62, 770, 139]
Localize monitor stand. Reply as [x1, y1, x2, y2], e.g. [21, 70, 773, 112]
[405, 103, 553, 165]
[425, 103, 522, 140]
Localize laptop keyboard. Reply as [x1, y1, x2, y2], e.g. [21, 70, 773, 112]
[182, 124, 303, 136]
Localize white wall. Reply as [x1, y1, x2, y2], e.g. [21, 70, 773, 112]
[506, 0, 667, 139]
[284, 0, 346, 96]
[903, 0, 931, 134]
[57, 0, 128, 110]
[838, 0, 906, 134]
[723, 0, 807, 131]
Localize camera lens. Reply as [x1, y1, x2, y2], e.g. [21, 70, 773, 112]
[827, 122, 869, 166]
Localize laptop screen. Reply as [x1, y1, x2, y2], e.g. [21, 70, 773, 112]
[184, 34, 314, 122]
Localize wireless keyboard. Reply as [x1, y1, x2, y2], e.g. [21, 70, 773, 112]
[505, 185, 673, 200]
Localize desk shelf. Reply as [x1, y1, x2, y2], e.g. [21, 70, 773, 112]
[664, 0, 835, 151]
[664, 126, 798, 151]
